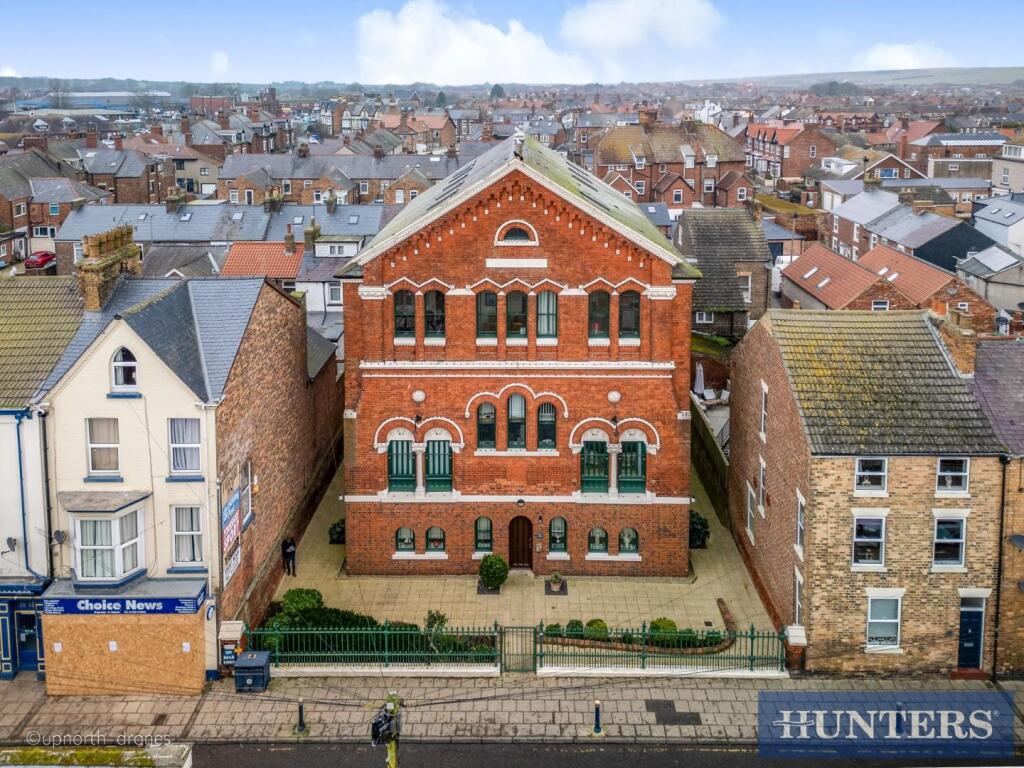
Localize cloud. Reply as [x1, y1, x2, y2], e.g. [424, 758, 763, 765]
[354, 0, 592, 85]
[209, 50, 230, 77]
[0, 66, 17, 77]
[853, 42, 958, 71]
[561, 0, 723, 53]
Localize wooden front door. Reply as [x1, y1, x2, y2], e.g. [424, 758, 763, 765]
[508, 516, 533, 569]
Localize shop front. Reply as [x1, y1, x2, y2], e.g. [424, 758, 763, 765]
[0, 587, 46, 680]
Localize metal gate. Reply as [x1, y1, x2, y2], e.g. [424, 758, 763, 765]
[501, 626, 537, 672]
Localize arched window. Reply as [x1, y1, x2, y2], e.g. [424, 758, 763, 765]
[619, 440, 647, 493]
[426, 526, 445, 551]
[387, 439, 415, 492]
[501, 226, 531, 242]
[394, 290, 415, 338]
[580, 440, 609, 493]
[424, 290, 445, 338]
[588, 291, 610, 338]
[111, 347, 137, 389]
[588, 527, 608, 553]
[537, 290, 558, 338]
[619, 528, 639, 553]
[425, 438, 452, 493]
[477, 403, 496, 449]
[395, 527, 415, 551]
[507, 394, 526, 449]
[476, 291, 497, 337]
[549, 517, 567, 552]
[537, 403, 556, 449]
[619, 290, 640, 338]
[475, 517, 493, 552]
[506, 291, 527, 338]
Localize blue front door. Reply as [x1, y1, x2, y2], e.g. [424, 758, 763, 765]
[15, 612, 37, 671]
[957, 608, 984, 669]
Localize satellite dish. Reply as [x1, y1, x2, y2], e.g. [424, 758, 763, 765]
[53, 530, 67, 545]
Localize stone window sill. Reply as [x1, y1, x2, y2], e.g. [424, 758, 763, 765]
[471, 551, 491, 560]
[393, 337, 415, 346]
[536, 337, 558, 346]
[864, 645, 903, 655]
[585, 552, 642, 562]
[931, 564, 967, 574]
[853, 490, 888, 498]
[506, 337, 528, 346]
[474, 449, 559, 457]
[935, 490, 970, 500]
[793, 544, 804, 562]
[851, 564, 886, 573]
[546, 552, 570, 561]
[424, 337, 446, 346]
[392, 551, 449, 560]
[476, 337, 497, 346]
[588, 337, 610, 347]
[619, 337, 640, 347]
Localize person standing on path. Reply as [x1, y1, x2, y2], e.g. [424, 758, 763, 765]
[282, 536, 297, 576]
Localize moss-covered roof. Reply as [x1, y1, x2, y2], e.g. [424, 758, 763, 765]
[0, 277, 83, 407]
[767, 310, 1004, 456]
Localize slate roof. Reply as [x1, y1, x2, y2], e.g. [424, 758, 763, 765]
[831, 188, 901, 226]
[28, 177, 108, 203]
[762, 219, 805, 241]
[675, 209, 771, 313]
[264, 205, 388, 240]
[56, 204, 270, 243]
[910, 131, 1008, 147]
[0, 277, 83, 407]
[140, 244, 226, 278]
[956, 244, 1024, 279]
[347, 136, 694, 277]
[39, 277, 265, 403]
[0, 150, 69, 199]
[767, 310, 1003, 456]
[974, 199, 1024, 227]
[306, 327, 337, 379]
[221, 152, 469, 183]
[870, 206, 959, 249]
[973, 340, 1024, 454]
[780, 243, 879, 309]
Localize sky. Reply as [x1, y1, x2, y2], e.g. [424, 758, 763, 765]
[0, 0, 1014, 86]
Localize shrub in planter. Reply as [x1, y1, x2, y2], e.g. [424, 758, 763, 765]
[544, 623, 563, 638]
[478, 554, 510, 590]
[565, 619, 584, 638]
[678, 629, 699, 648]
[650, 617, 678, 647]
[620, 631, 635, 645]
[549, 572, 564, 592]
[281, 588, 324, 615]
[584, 619, 609, 641]
[329, 519, 346, 544]
[689, 511, 710, 549]
[705, 630, 723, 647]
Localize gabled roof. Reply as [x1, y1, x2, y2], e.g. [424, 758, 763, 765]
[345, 136, 694, 276]
[56, 203, 271, 243]
[0, 277, 83, 407]
[910, 131, 1008, 147]
[28, 177, 108, 203]
[831, 188, 901, 226]
[974, 199, 1024, 227]
[222, 242, 302, 280]
[956, 244, 1024, 279]
[870, 206, 959, 248]
[781, 243, 879, 309]
[39, 277, 265, 403]
[596, 123, 744, 166]
[765, 310, 1003, 456]
[973, 340, 1024, 454]
[856, 244, 952, 304]
[0, 150, 69, 199]
[141, 245, 226, 278]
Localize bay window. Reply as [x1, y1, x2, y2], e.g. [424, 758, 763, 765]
[75, 508, 143, 580]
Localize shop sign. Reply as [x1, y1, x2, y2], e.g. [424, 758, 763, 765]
[43, 584, 207, 615]
[221, 489, 241, 554]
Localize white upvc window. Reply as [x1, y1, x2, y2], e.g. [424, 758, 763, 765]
[757, 456, 767, 516]
[739, 273, 752, 305]
[359, 181, 369, 195]
[871, 300, 889, 311]
[736, 187, 747, 201]
[74, 508, 143, 581]
[283, 180, 292, 195]
[758, 380, 768, 441]
[854, 457, 887, 494]
[809, 144, 816, 159]
[695, 311, 713, 324]
[635, 180, 645, 195]
[706, 154, 717, 168]
[172, 505, 203, 565]
[852, 511, 887, 568]
[932, 512, 968, 569]
[86, 417, 119, 475]
[794, 570, 804, 626]
[672, 189, 683, 204]
[73, 242, 84, 262]
[328, 281, 342, 305]
[313, 191, 322, 204]
[745, 483, 756, 543]
[936, 457, 969, 494]
[833, 217, 839, 234]
[866, 590, 903, 650]
[13, 202, 26, 217]
[229, 190, 239, 203]
[395, 188, 405, 204]
[795, 490, 806, 560]
[169, 418, 201, 474]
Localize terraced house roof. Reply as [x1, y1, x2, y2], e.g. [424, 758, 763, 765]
[0, 277, 83, 407]
[767, 310, 1003, 456]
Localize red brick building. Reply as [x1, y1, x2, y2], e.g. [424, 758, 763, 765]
[745, 123, 837, 181]
[338, 136, 698, 576]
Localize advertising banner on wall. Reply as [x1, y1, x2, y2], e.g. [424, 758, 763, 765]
[220, 462, 242, 587]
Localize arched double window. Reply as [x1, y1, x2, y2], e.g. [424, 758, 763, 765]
[387, 439, 415, 492]
[394, 290, 415, 338]
[619, 528, 639, 553]
[507, 394, 526, 449]
[537, 290, 558, 338]
[588, 527, 608, 553]
[618, 440, 647, 493]
[111, 347, 138, 390]
[549, 517, 567, 552]
[537, 403, 556, 449]
[424, 290, 445, 337]
[581, 440, 609, 493]
[619, 290, 641, 339]
[506, 291, 528, 338]
[476, 291, 497, 338]
[425, 438, 452, 493]
[476, 403, 496, 449]
[588, 290, 610, 338]
[395, 527, 415, 551]
[475, 517, 493, 552]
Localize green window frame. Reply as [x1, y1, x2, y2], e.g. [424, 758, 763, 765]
[507, 394, 526, 449]
[477, 403, 496, 449]
[474, 517, 493, 552]
[549, 517, 567, 552]
[580, 440, 609, 493]
[619, 527, 639, 553]
[618, 441, 647, 493]
[395, 527, 415, 551]
[537, 403, 556, 449]
[387, 440, 415, 492]
[588, 527, 608, 553]
[619, 290, 641, 338]
[394, 290, 415, 338]
[537, 290, 558, 338]
[426, 526, 445, 552]
[588, 291, 610, 338]
[476, 291, 497, 337]
[425, 439, 452, 493]
[424, 290, 445, 338]
[506, 291, 528, 338]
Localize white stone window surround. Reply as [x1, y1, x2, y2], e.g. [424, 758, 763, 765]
[864, 586, 905, 654]
[493, 219, 539, 246]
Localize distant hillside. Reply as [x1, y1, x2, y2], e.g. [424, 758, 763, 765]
[702, 67, 1024, 88]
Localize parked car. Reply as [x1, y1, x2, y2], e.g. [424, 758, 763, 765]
[24, 250, 56, 269]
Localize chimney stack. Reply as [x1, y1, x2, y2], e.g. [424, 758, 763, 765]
[326, 193, 337, 214]
[447, 143, 457, 159]
[373, 146, 384, 159]
[165, 188, 184, 214]
[482, 120, 494, 142]
[114, 134, 123, 151]
[218, 110, 231, 130]
[297, 143, 309, 158]
[86, 131, 98, 149]
[929, 301, 977, 375]
[303, 216, 321, 251]
[151, 124, 164, 138]
[284, 223, 296, 255]
[76, 225, 143, 312]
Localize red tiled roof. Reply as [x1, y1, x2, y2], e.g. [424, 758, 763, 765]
[222, 241, 301, 279]
[781, 243, 879, 309]
[856, 244, 951, 305]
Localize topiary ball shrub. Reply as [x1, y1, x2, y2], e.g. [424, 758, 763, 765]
[281, 588, 324, 615]
[478, 554, 510, 590]
[650, 617, 678, 647]
[566, 619, 585, 638]
[544, 623, 564, 638]
[584, 619, 609, 641]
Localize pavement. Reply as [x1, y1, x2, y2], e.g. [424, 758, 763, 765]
[274, 468, 772, 632]
[3, 674, 1024, 746]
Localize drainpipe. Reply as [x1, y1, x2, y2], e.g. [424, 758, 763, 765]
[992, 452, 1012, 680]
[12, 410, 47, 583]
[38, 409, 55, 579]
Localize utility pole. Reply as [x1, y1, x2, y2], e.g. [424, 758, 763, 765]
[371, 691, 402, 768]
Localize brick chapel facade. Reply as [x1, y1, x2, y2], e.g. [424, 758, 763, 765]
[339, 137, 696, 577]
